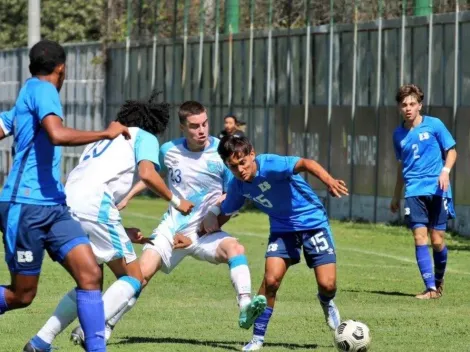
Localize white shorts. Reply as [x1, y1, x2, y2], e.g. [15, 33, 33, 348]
[143, 224, 234, 274]
[73, 215, 137, 265]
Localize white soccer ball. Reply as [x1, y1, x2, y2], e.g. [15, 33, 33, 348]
[334, 320, 371, 352]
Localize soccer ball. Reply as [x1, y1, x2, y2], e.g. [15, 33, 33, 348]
[334, 320, 371, 352]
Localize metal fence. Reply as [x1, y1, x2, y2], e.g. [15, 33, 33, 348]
[1, 9, 470, 233]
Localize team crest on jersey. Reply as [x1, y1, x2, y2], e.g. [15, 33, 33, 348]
[207, 160, 222, 174]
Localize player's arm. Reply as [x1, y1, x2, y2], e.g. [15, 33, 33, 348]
[294, 158, 348, 198]
[0, 108, 15, 140]
[42, 116, 130, 146]
[390, 161, 404, 213]
[32, 83, 130, 146]
[138, 160, 193, 215]
[434, 119, 457, 191]
[203, 183, 246, 233]
[439, 147, 457, 191]
[116, 180, 147, 210]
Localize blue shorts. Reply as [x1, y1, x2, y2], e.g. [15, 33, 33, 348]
[404, 196, 456, 231]
[0, 202, 90, 275]
[266, 228, 336, 268]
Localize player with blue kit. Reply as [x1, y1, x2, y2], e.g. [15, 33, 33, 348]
[23, 92, 193, 352]
[0, 39, 133, 352]
[391, 84, 457, 300]
[203, 135, 349, 351]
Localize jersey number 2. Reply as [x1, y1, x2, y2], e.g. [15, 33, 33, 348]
[411, 143, 420, 159]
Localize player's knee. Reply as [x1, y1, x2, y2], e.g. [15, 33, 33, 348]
[76, 263, 102, 290]
[264, 275, 281, 295]
[231, 242, 245, 256]
[13, 288, 37, 308]
[318, 279, 337, 294]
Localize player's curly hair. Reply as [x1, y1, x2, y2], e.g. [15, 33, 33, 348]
[115, 90, 170, 136]
[218, 135, 253, 163]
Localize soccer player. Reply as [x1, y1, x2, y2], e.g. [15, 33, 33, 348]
[69, 101, 267, 346]
[0, 39, 131, 352]
[202, 135, 349, 351]
[23, 91, 194, 352]
[390, 84, 457, 299]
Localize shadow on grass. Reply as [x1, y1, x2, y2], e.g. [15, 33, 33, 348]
[113, 336, 328, 350]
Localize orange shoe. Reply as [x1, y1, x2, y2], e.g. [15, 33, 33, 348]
[415, 289, 440, 300]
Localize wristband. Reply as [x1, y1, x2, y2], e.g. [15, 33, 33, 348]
[170, 194, 181, 208]
[442, 167, 451, 174]
[208, 205, 221, 216]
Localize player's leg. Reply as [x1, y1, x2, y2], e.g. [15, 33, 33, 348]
[104, 229, 188, 341]
[243, 233, 298, 351]
[405, 196, 438, 299]
[429, 196, 451, 296]
[0, 203, 45, 314]
[45, 208, 105, 352]
[302, 228, 340, 330]
[195, 232, 267, 329]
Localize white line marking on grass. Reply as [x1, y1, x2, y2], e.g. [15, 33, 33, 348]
[124, 211, 470, 276]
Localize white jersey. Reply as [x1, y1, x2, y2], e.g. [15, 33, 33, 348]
[159, 136, 232, 235]
[65, 127, 160, 223]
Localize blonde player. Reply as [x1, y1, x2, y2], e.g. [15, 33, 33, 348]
[70, 101, 267, 346]
[24, 92, 194, 352]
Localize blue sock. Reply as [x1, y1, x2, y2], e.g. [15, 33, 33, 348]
[253, 307, 273, 341]
[30, 335, 51, 352]
[318, 292, 336, 304]
[76, 289, 106, 352]
[433, 245, 448, 283]
[415, 245, 436, 290]
[0, 286, 9, 314]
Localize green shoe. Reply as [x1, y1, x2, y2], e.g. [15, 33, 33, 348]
[239, 295, 268, 329]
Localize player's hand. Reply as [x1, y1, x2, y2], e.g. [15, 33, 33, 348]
[390, 197, 400, 213]
[173, 233, 192, 249]
[176, 199, 194, 216]
[216, 193, 227, 206]
[117, 197, 129, 211]
[202, 212, 220, 234]
[105, 121, 131, 140]
[438, 171, 450, 192]
[327, 179, 349, 198]
[125, 227, 154, 245]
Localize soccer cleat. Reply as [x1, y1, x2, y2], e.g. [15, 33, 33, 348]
[318, 296, 341, 330]
[239, 295, 268, 330]
[22, 342, 51, 352]
[415, 289, 440, 300]
[70, 325, 85, 350]
[241, 339, 264, 351]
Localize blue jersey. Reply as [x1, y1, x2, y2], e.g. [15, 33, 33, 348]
[393, 116, 456, 198]
[0, 78, 65, 205]
[0, 107, 15, 136]
[221, 154, 329, 233]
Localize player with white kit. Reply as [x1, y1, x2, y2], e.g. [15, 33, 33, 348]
[69, 101, 267, 345]
[24, 92, 194, 352]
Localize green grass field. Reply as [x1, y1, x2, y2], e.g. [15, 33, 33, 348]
[1, 197, 470, 351]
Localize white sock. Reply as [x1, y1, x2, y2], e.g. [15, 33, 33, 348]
[228, 255, 252, 308]
[37, 289, 77, 344]
[103, 277, 140, 322]
[106, 296, 138, 340]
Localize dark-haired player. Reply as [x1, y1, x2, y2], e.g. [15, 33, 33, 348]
[83, 101, 267, 346]
[202, 135, 349, 351]
[24, 91, 194, 351]
[0, 39, 131, 352]
[391, 84, 457, 299]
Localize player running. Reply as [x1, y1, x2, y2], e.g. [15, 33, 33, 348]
[203, 135, 349, 351]
[390, 84, 457, 299]
[0, 39, 131, 352]
[23, 91, 194, 352]
[69, 100, 267, 346]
